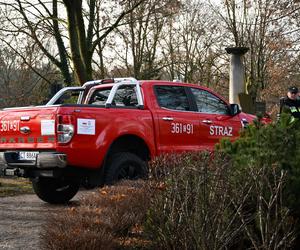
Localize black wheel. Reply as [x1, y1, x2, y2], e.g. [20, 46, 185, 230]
[32, 178, 79, 204]
[104, 152, 148, 185]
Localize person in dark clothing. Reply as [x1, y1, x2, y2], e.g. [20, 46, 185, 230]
[279, 86, 300, 122]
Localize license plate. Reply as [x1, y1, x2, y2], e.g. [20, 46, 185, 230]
[19, 151, 39, 160]
[5, 169, 16, 176]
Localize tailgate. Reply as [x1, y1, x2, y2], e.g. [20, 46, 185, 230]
[0, 106, 58, 150]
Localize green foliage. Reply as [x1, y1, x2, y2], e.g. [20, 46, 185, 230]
[218, 113, 300, 218]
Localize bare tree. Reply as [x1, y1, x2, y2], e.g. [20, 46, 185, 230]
[110, 0, 181, 79]
[160, 0, 224, 86]
[215, 0, 300, 103]
[0, 39, 57, 108]
[62, 0, 146, 84]
[0, 0, 146, 85]
[0, 0, 72, 85]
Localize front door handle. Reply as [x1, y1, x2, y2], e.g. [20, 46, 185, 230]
[162, 117, 174, 121]
[202, 119, 212, 124]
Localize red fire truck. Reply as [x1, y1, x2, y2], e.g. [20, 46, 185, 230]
[0, 78, 258, 203]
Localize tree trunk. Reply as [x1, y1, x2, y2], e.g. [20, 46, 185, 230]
[63, 0, 91, 85]
[52, 0, 72, 85]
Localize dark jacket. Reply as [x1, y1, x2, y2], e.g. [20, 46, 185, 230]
[280, 97, 300, 118]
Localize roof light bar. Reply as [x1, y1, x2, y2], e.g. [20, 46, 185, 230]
[82, 77, 138, 87]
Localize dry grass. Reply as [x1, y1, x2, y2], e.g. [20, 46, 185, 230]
[0, 177, 33, 197]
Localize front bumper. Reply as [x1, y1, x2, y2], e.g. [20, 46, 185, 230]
[0, 151, 67, 176]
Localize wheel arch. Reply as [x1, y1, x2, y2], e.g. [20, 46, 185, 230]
[105, 134, 151, 162]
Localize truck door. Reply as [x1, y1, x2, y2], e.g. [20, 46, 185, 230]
[153, 85, 202, 154]
[189, 87, 242, 149]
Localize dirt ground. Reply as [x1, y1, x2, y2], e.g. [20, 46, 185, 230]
[0, 191, 87, 249]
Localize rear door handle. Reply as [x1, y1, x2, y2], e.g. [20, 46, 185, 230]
[162, 117, 174, 121]
[202, 119, 212, 124]
[20, 126, 31, 134]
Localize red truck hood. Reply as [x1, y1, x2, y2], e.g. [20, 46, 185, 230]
[240, 112, 256, 121]
[0, 106, 58, 150]
[240, 112, 272, 124]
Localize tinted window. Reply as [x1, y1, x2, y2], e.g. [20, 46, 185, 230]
[89, 86, 138, 107]
[155, 86, 190, 111]
[191, 88, 229, 114]
[113, 85, 138, 107]
[89, 88, 111, 105]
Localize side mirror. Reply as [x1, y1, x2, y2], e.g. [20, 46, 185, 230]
[229, 103, 241, 116]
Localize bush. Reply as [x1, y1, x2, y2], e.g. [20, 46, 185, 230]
[41, 115, 299, 249]
[217, 114, 300, 248]
[144, 150, 295, 249]
[145, 152, 240, 249]
[40, 180, 151, 250]
[219, 115, 300, 214]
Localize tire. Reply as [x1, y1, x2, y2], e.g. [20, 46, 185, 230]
[104, 152, 148, 185]
[32, 178, 79, 204]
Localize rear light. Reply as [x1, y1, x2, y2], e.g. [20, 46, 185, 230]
[57, 115, 74, 143]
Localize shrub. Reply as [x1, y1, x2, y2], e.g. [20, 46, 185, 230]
[145, 152, 241, 249]
[217, 114, 299, 248]
[144, 150, 295, 249]
[41, 114, 298, 249]
[40, 180, 150, 250]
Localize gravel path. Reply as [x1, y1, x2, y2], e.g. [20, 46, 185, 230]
[0, 192, 88, 250]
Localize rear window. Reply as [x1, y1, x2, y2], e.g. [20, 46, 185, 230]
[113, 85, 138, 107]
[89, 88, 111, 105]
[89, 85, 138, 107]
